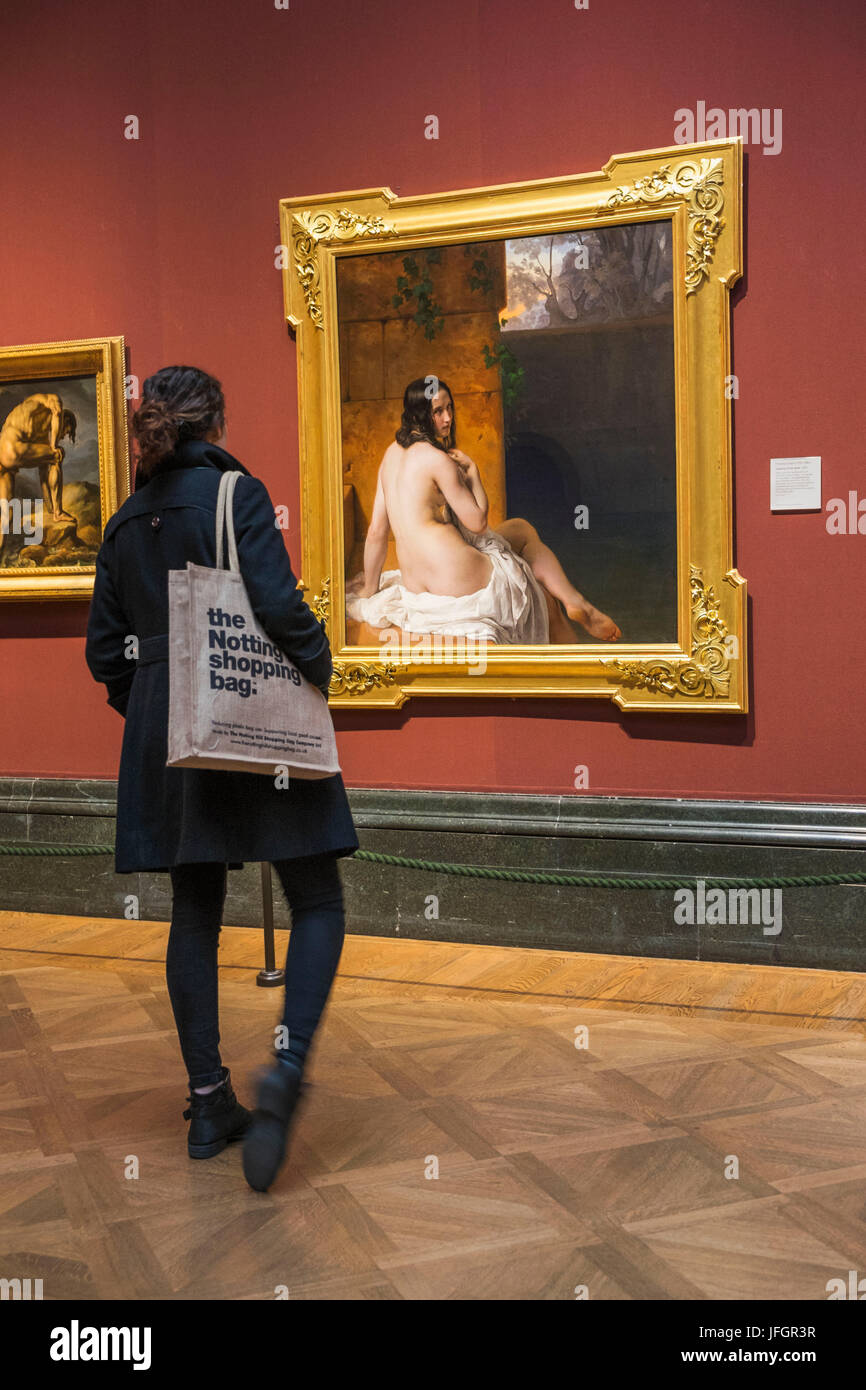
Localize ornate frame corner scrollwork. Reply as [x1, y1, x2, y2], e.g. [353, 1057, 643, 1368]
[300, 576, 406, 702]
[598, 156, 726, 294]
[604, 565, 735, 700]
[329, 661, 406, 699]
[291, 209, 397, 328]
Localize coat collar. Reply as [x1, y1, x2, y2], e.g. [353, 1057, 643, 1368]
[104, 439, 252, 540]
[133, 437, 252, 491]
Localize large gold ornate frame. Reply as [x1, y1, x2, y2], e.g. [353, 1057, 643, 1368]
[0, 336, 129, 601]
[279, 138, 747, 711]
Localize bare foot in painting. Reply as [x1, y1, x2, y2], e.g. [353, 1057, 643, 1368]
[566, 601, 621, 640]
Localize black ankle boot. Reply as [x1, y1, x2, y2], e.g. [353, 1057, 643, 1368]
[183, 1066, 253, 1159]
[242, 1059, 307, 1192]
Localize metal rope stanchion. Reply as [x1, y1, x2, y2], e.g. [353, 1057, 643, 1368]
[256, 862, 284, 987]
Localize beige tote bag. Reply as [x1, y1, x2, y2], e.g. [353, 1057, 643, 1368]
[166, 470, 340, 778]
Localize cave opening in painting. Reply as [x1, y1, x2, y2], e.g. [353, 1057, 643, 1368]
[338, 218, 676, 647]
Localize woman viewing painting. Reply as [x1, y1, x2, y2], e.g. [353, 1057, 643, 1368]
[347, 377, 621, 645]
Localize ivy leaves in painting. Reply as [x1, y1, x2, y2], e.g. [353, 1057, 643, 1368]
[391, 242, 524, 415]
[391, 249, 445, 341]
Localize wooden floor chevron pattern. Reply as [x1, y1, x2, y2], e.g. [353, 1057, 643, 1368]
[1, 909, 866, 1301]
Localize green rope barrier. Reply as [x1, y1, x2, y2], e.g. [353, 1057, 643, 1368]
[0, 844, 112, 856]
[1, 841, 864, 890]
[352, 850, 866, 890]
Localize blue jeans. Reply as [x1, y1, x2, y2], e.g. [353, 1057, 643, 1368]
[166, 854, 346, 1089]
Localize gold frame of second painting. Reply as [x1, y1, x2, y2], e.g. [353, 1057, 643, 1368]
[278, 138, 747, 711]
[0, 336, 129, 601]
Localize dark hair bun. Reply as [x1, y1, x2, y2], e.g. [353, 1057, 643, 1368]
[131, 365, 225, 482]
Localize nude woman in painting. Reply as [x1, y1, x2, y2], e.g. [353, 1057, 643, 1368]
[346, 377, 621, 645]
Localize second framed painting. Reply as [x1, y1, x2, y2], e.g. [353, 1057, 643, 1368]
[0, 337, 129, 600]
[279, 138, 747, 710]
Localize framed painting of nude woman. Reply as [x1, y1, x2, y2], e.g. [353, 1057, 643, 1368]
[279, 138, 747, 710]
[0, 337, 129, 601]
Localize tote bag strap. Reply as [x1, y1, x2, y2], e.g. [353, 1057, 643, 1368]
[215, 470, 242, 572]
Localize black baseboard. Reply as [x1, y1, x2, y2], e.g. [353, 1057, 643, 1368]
[0, 777, 864, 971]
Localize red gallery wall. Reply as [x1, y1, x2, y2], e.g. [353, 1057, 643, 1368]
[2, 0, 864, 803]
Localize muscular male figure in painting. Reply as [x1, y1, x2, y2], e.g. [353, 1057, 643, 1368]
[357, 379, 620, 642]
[0, 394, 77, 522]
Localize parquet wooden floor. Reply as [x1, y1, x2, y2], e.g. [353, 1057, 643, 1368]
[1, 909, 866, 1301]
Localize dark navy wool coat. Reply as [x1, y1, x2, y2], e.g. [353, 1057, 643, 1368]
[85, 437, 358, 874]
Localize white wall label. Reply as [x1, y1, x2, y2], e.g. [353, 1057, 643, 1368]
[770, 456, 821, 511]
